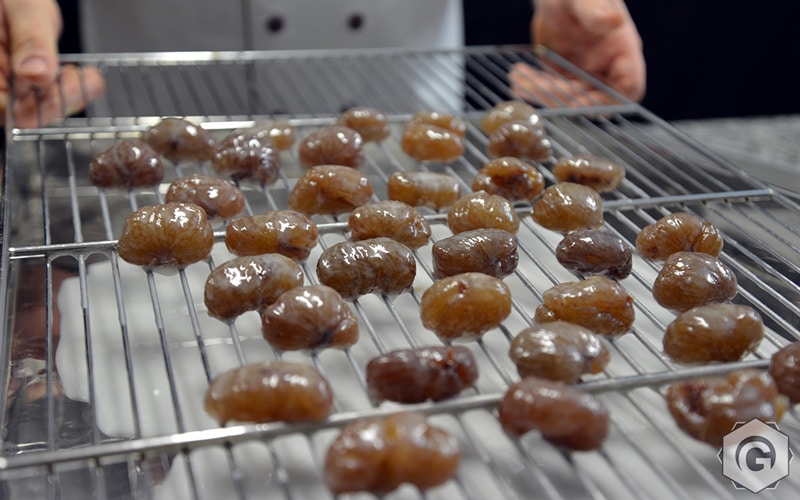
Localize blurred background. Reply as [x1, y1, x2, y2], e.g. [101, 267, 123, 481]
[56, 0, 800, 121]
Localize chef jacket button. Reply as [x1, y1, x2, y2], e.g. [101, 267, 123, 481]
[265, 15, 284, 33]
[347, 13, 364, 31]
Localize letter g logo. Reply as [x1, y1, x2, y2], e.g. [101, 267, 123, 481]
[735, 436, 776, 472]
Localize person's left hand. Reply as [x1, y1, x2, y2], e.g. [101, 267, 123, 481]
[510, 0, 645, 107]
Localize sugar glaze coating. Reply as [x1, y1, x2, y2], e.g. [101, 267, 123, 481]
[117, 202, 214, 268]
[204, 361, 333, 426]
[366, 345, 479, 403]
[324, 412, 461, 495]
[89, 140, 164, 188]
[203, 254, 304, 321]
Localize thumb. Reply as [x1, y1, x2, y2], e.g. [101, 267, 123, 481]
[568, 0, 625, 36]
[4, 0, 63, 88]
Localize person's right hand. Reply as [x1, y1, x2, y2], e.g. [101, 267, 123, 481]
[0, 0, 105, 128]
[510, 0, 645, 108]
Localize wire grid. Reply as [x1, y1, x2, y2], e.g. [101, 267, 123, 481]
[1, 47, 799, 499]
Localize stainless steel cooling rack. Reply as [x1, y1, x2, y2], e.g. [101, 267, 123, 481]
[1, 46, 799, 499]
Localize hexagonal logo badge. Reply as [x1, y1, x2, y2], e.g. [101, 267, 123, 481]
[718, 418, 793, 493]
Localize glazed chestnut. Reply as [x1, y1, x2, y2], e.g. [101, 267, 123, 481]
[298, 125, 364, 169]
[212, 129, 281, 185]
[407, 110, 467, 137]
[532, 182, 603, 233]
[203, 254, 304, 321]
[89, 140, 164, 188]
[552, 154, 625, 193]
[498, 376, 609, 451]
[366, 346, 478, 403]
[387, 171, 461, 210]
[769, 342, 800, 403]
[420, 272, 512, 341]
[241, 119, 296, 150]
[117, 202, 214, 268]
[142, 117, 216, 163]
[348, 200, 431, 249]
[555, 229, 633, 279]
[486, 120, 551, 161]
[636, 212, 723, 260]
[666, 370, 788, 447]
[663, 303, 763, 364]
[472, 156, 544, 202]
[401, 122, 464, 163]
[316, 237, 416, 300]
[652, 251, 737, 312]
[204, 361, 333, 426]
[165, 174, 245, 219]
[261, 285, 358, 351]
[337, 106, 391, 142]
[534, 276, 635, 338]
[288, 164, 373, 216]
[432, 228, 518, 279]
[447, 191, 520, 235]
[482, 100, 542, 135]
[509, 321, 610, 384]
[324, 412, 460, 495]
[225, 210, 318, 261]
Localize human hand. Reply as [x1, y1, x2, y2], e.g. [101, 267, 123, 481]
[0, 0, 105, 128]
[510, 0, 645, 107]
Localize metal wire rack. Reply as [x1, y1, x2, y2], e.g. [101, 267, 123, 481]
[1, 46, 799, 499]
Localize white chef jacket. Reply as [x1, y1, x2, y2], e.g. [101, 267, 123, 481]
[79, 0, 464, 52]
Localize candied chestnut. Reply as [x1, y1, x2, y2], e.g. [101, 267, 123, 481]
[117, 202, 214, 268]
[288, 164, 373, 215]
[366, 346, 478, 403]
[636, 212, 723, 260]
[225, 210, 318, 261]
[316, 237, 416, 300]
[432, 228, 518, 279]
[666, 369, 788, 447]
[348, 200, 431, 248]
[532, 182, 603, 233]
[337, 106, 391, 142]
[165, 174, 244, 219]
[203, 254, 304, 321]
[142, 117, 216, 163]
[420, 272, 512, 341]
[298, 125, 364, 169]
[498, 377, 609, 451]
[447, 191, 520, 235]
[472, 156, 544, 202]
[261, 284, 358, 351]
[387, 171, 461, 210]
[509, 321, 610, 383]
[663, 303, 763, 364]
[89, 140, 164, 188]
[486, 120, 551, 161]
[407, 110, 467, 137]
[401, 122, 464, 163]
[652, 251, 737, 312]
[552, 154, 625, 193]
[555, 229, 633, 279]
[212, 129, 281, 185]
[534, 276, 635, 338]
[769, 342, 800, 403]
[482, 100, 542, 135]
[324, 412, 460, 495]
[239, 119, 296, 150]
[204, 361, 333, 426]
